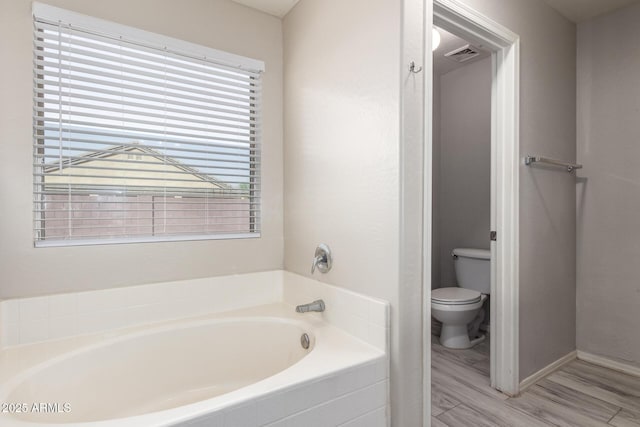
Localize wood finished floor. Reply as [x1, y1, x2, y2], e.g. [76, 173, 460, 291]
[431, 335, 640, 426]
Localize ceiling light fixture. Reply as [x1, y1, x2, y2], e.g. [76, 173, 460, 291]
[432, 28, 441, 51]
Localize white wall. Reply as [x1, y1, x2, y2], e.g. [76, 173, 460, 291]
[435, 57, 491, 288]
[433, 0, 577, 381]
[0, 0, 283, 298]
[576, 2, 640, 369]
[400, 0, 429, 423]
[283, 0, 400, 301]
[282, 0, 413, 423]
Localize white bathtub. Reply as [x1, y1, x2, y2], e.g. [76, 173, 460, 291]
[0, 303, 387, 427]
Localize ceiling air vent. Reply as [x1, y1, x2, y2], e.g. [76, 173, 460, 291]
[444, 44, 481, 63]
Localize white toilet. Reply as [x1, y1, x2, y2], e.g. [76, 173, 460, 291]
[432, 248, 490, 349]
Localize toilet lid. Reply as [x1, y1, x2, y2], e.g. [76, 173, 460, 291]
[432, 287, 482, 304]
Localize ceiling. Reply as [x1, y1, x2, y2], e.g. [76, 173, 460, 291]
[230, 0, 299, 18]
[430, 0, 640, 76]
[232, 0, 640, 22]
[541, 0, 640, 22]
[433, 26, 490, 76]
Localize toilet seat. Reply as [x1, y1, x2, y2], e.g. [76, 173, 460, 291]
[432, 287, 481, 305]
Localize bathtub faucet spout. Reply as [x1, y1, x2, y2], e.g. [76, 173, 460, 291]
[296, 299, 325, 313]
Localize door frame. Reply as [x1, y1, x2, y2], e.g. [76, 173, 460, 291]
[424, 0, 521, 419]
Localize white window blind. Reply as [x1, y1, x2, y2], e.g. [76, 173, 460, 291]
[32, 4, 263, 247]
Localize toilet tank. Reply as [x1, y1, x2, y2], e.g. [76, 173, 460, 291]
[453, 248, 491, 294]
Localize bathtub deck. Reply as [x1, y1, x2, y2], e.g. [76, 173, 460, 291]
[431, 334, 640, 426]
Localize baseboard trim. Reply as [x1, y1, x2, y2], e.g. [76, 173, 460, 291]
[519, 350, 577, 392]
[577, 351, 640, 378]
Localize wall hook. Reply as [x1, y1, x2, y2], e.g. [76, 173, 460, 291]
[409, 61, 423, 73]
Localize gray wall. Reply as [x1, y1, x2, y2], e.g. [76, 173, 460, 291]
[576, 2, 640, 369]
[454, 0, 577, 381]
[432, 73, 442, 289]
[435, 57, 492, 288]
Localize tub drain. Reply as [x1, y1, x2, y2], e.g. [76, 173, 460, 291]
[300, 333, 310, 349]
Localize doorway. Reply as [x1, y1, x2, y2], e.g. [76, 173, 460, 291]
[431, 19, 492, 381]
[424, 1, 521, 422]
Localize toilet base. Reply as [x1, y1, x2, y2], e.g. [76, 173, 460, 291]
[439, 324, 486, 349]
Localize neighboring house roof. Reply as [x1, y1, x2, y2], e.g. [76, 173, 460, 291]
[43, 143, 233, 195]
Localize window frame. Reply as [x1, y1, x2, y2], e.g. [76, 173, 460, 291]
[32, 2, 265, 247]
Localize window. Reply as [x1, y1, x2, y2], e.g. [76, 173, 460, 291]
[32, 3, 263, 246]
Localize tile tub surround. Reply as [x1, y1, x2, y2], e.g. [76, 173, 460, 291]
[0, 271, 282, 348]
[0, 270, 389, 351]
[281, 271, 390, 353]
[0, 273, 389, 426]
[188, 360, 388, 427]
